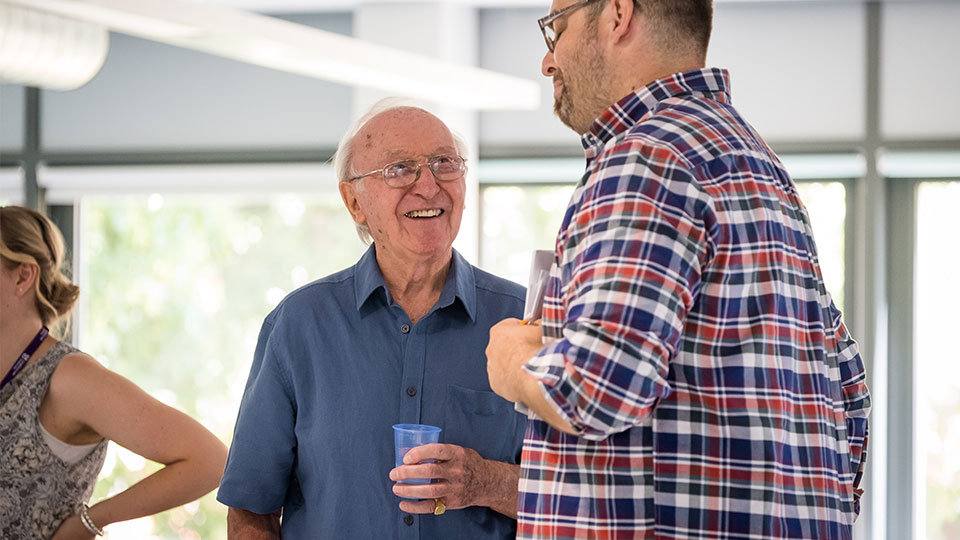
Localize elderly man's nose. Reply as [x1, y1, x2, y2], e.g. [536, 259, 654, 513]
[542, 50, 557, 77]
[410, 167, 441, 196]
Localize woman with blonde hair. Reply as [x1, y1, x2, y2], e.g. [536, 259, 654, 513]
[0, 205, 227, 539]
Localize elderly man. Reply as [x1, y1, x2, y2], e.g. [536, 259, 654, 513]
[219, 101, 526, 539]
[486, 1, 871, 539]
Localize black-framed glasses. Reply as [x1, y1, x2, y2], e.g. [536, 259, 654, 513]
[349, 155, 467, 188]
[538, 0, 601, 53]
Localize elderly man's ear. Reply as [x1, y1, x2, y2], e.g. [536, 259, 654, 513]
[338, 180, 367, 226]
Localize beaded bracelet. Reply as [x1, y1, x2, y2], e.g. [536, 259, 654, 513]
[80, 504, 104, 537]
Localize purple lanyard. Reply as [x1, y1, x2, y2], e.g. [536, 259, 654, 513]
[0, 326, 49, 391]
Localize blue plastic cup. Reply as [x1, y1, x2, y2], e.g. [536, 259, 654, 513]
[392, 424, 441, 487]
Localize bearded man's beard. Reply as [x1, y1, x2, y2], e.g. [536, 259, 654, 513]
[554, 80, 573, 128]
[551, 37, 609, 134]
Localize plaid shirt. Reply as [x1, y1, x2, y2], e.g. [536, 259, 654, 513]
[517, 68, 870, 540]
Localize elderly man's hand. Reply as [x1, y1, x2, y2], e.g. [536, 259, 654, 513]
[389, 443, 519, 517]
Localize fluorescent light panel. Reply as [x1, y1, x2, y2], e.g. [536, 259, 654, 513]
[0, 3, 109, 90]
[11, 0, 540, 110]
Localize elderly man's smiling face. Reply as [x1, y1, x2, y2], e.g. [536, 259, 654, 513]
[340, 107, 465, 267]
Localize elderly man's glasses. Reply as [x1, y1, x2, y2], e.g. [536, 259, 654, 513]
[538, 0, 601, 53]
[349, 155, 466, 188]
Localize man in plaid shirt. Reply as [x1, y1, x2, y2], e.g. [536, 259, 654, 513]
[485, 0, 871, 538]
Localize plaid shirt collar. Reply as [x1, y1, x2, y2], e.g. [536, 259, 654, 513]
[581, 67, 732, 158]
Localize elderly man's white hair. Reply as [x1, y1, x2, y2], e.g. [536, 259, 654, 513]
[333, 97, 469, 245]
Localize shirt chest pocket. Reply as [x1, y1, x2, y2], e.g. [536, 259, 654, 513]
[442, 384, 523, 464]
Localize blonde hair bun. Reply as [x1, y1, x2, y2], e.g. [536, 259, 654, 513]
[0, 205, 80, 328]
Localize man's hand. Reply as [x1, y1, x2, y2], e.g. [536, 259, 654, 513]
[485, 318, 545, 403]
[389, 443, 519, 518]
[486, 318, 579, 435]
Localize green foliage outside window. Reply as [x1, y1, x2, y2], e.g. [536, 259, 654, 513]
[481, 184, 575, 286]
[81, 193, 360, 539]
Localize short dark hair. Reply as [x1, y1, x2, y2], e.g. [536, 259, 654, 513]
[587, 0, 713, 61]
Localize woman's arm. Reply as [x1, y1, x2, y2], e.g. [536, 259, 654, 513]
[47, 353, 228, 537]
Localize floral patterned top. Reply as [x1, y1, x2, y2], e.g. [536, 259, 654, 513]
[1, 341, 108, 540]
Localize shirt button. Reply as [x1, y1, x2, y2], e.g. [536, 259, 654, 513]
[406, 386, 417, 397]
[400, 324, 410, 334]
[403, 514, 414, 526]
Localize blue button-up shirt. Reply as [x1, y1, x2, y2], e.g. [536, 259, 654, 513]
[218, 246, 526, 539]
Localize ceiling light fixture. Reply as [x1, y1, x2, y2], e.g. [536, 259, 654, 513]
[0, 3, 109, 91]
[9, 0, 541, 110]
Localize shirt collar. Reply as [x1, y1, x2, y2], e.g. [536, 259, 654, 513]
[354, 244, 477, 322]
[581, 67, 732, 158]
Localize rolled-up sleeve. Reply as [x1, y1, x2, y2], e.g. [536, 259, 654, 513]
[523, 146, 714, 440]
[217, 318, 298, 513]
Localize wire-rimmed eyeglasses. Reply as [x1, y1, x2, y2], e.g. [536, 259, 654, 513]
[348, 155, 467, 188]
[537, 0, 601, 53]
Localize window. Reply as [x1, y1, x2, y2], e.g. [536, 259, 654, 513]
[0, 167, 23, 206]
[480, 183, 575, 285]
[78, 193, 361, 538]
[914, 181, 960, 540]
[795, 181, 847, 313]
[60, 160, 848, 539]
[480, 177, 848, 311]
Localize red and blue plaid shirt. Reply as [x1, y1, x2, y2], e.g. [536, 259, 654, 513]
[517, 68, 870, 539]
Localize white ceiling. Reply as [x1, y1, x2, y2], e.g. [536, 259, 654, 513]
[195, 0, 548, 14]
[195, 0, 869, 14]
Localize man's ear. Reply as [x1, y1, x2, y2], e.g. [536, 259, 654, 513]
[338, 180, 367, 226]
[14, 262, 39, 296]
[609, 0, 637, 44]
